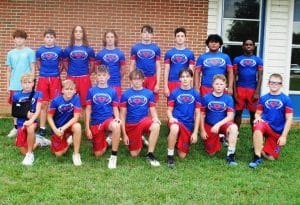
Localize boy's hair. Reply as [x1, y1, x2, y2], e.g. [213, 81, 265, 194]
[174, 27, 186, 37]
[62, 79, 76, 89]
[12, 29, 27, 39]
[269, 73, 283, 82]
[213, 74, 227, 83]
[179, 68, 193, 78]
[21, 73, 34, 83]
[141, 25, 153, 33]
[103, 30, 119, 47]
[44, 29, 56, 38]
[205, 34, 223, 46]
[129, 69, 145, 80]
[70, 25, 89, 46]
[242, 38, 255, 45]
[97, 65, 109, 74]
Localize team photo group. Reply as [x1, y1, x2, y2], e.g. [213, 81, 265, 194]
[6, 24, 293, 170]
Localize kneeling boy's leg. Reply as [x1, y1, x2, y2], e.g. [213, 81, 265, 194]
[203, 124, 221, 155]
[148, 120, 160, 153]
[109, 119, 121, 152]
[71, 122, 82, 155]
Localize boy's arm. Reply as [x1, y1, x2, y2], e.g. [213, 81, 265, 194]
[7, 66, 11, 92]
[211, 111, 234, 133]
[166, 106, 177, 122]
[89, 58, 95, 74]
[200, 111, 207, 140]
[190, 107, 200, 144]
[47, 112, 63, 137]
[30, 62, 36, 78]
[277, 113, 293, 146]
[254, 109, 263, 123]
[194, 69, 200, 89]
[233, 66, 238, 101]
[62, 59, 69, 72]
[254, 69, 263, 100]
[154, 60, 161, 93]
[121, 63, 127, 79]
[119, 107, 129, 145]
[24, 101, 42, 126]
[60, 112, 80, 132]
[85, 104, 92, 139]
[164, 64, 170, 97]
[113, 106, 120, 120]
[150, 106, 161, 125]
[129, 59, 136, 73]
[227, 69, 234, 95]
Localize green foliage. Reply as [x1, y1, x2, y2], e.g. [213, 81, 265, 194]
[0, 118, 299, 205]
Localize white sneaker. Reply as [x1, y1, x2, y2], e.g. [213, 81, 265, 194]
[142, 135, 149, 146]
[106, 132, 112, 146]
[36, 136, 51, 147]
[72, 153, 82, 166]
[108, 155, 117, 169]
[146, 155, 160, 167]
[7, 127, 17, 138]
[22, 152, 34, 166]
[67, 135, 73, 145]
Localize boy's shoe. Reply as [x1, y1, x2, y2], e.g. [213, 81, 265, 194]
[7, 127, 17, 138]
[219, 134, 228, 146]
[261, 151, 275, 161]
[106, 133, 112, 146]
[36, 128, 46, 138]
[226, 154, 238, 166]
[167, 155, 175, 168]
[142, 135, 149, 146]
[249, 157, 263, 168]
[72, 153, 82, 166]
[22, 152, 34, 166]
[108, 155, 117, 169]
[35, 136, 51, 147]
[146, 153, 160, 167]
[67, 135, 73, 146]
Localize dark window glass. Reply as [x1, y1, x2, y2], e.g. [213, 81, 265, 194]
[224, 0, 260, 19]
[223, 20, 259, 42]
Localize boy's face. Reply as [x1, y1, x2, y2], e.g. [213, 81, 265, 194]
[212, 78, 226, 93]
[106, 32, 115, 47]
[179, 71, 192, 87]
[243, 40, 255, 55]
[74, 26, 83, 40]
[141, 29, 153, 42]
[208, 40, 220, 52]
[130, 75, 144, 89]
[21, 80, 34, 92]
[268, 77, 282, 93]
[14, 37, 26, 47]
[96, 72, 110, 84]
[175, 32, 186, 46]
[62, 86, 76, 99]
[44, 34, 56, 47]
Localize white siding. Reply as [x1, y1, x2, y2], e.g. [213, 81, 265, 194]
[207, 0, 221, 35]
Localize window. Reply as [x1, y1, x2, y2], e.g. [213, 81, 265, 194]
[220, 0, 265, 61]
[290, 0, 300, 92]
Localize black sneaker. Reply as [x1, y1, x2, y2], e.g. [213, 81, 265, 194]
[38, 128, 46, 137]
[167, 155, 175, 168]
[146, 153, 160, 167]
[226, 154, 238, 166]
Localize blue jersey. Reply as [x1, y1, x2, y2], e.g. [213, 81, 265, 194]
[201, 93, 234, 125]
[233, 55, 263, 89]
[168, 88, 201, 131]
[12, 91, 42, 127]
[130, 43, 161, 76]
[164, 48, 195, 82]
[36, 45, 63, 77]
[49, 94, 82, 128]
[120, 88, 155, 123]
[257, 93, 293, 134]
[86, 86, 119, 125]
[95, 48, 126, 86]
[63, 45, 95, 76]
[195, 52, 232, 87]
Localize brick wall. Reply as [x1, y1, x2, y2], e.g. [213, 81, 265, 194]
[0, 0, 208, 120]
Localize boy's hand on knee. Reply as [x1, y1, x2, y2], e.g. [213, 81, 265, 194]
[277, 136, 287, 146]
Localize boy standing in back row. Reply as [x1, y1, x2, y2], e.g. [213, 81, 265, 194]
[6, 29, 36, 138]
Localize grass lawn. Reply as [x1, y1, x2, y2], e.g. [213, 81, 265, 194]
[0, 118, 299, 205]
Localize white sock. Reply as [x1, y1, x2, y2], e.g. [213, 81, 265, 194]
[227, 147, 236, 156]
[167, 149, 174, 156]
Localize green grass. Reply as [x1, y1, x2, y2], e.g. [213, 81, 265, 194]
[0, 118, 299, 205]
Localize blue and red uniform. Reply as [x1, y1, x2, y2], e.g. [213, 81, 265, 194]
[48, 94, 82, 152]
[36, 45, 63, 101]
[167, 87, 201, 153]
[195, 52, 232, 95]
[233, 54, 263, 111]
[254, 93, 293, 158]
[13, 91, 43, 148]
[95, 48, 126, 98]
[86, 86, 119, 152]
[164, 48, 195, 92]
[120, 88, 156, 151]
[63, 45, 95, 105]
[201, 92, 235, 154]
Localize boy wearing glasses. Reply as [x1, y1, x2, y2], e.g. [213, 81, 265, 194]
[249, 73, 293, 168]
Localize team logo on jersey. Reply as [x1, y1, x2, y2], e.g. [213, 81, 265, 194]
[128, 95, 148, 106]
[19, 97, 35, 104]
[58, 103, 74, 113]
[137, 49, 155, 59]
[203, 58, 226, 67]
[41, 52, 59, 61]
[70, 50, 88, 60]
[103, 54, 119, 63]
[92, 93, 112, 105]
[177, 94, 195, 104]
[207, 101, 227, 112]
[275, 146, 281, 154]
[265, 99, 283, 109]
[171, 54, 188, 64]
[240, 59, 256, 67]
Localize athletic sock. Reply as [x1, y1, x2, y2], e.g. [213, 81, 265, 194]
[111, 151, 117, 156]
[227, 147, 236, 156]
[167, 149, 174, 156]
